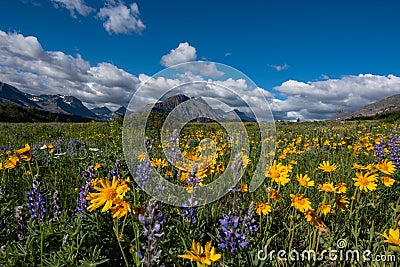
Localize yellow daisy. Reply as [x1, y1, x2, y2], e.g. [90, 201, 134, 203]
[241, 184, 248, 192]
[318, 161, 338, 172]
[94, 163, 101, 170]
[255, 202, 272, 215]
[137, 152, 147, 162]
[380, 228, 400, 247]
[296, 174, 314, 187]
[290, 194, 312, 212]
[318, 182, 336, 193]
[304, 210, 326, 228]
[110, 199, 131, 218]
[381, 176, 395, 187]
[86, 177, 129, 212]
[266, 161, 291, 186]
[335, 183, 347, 194]
[375, 159, 396, 176]
[14, 144, 32, 161]
[269, 189, 281, 201]
[179, 240, 221, 266]
[336, 196, 350, 211]
[318, 202, 332, 215]
[352, 172, 378, 192]
[5, 155, 19, 169]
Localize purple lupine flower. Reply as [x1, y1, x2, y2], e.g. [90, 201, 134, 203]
[27, 175, 46, 221]
[135, 159, 152, 188]
[161, 129, 181, 183]
[109, 160, 122, 180]
[181, 198, 198, 223]
[145, 137, 153, 151]
[169, 129, 180, 161]
[68, 139, 86, 156]
[76, 184, 90, 214]
[181, 207, 197, 223]
[155, 179, 165, 192]
[82, 165, 95, 179]
[31, 141, 50, 163]
[218, 206, 258, 254]
[32, 142, 41, 159]
[53, 140, 65, 154]
[15, 205, 26, 240]
[170, 129, 179, 143]
[185, 165, 202, 190]
[137, 250, 144, 261]
[0, 144, 14, 153]
[68, 139, 75, 155]
[76, 166, 94, 214]
[52, 190, 61, 219]
[138, 199, 165, 266]
[388, 128, 400, 168]
[218, 213, 249, 253]
[231, 153, 243, 174]
[374, 138, 386, 162]
[242, 204, 258, 233]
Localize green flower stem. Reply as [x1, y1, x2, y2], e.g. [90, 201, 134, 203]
[114, 218, 129, 267]
[40, 222, 44, 267]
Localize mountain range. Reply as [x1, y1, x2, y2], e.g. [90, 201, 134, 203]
[0, 82, 126, 121]
[2, 81, 400, 122]
[139, 94, 257, 122]
[0, 81, 257, 122]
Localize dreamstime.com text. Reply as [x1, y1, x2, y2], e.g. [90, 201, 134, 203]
[257, 239, 397, 263]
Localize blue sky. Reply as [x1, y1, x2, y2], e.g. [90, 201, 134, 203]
[1, 0, 400, 120]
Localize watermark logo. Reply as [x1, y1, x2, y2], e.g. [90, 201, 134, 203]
[122, 61, 276, 207]
[336, 238, 347, 249]
[257, 239, 396, 263]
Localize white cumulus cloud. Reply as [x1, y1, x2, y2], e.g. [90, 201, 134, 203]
[5, 30, 398, 122]
[97, 2, 146, 35]
[51, 0, 95, 18]
[0, 30, 275, 120]
[0, 30, 140, 109]
[160, 42, 197, 67]
[160, 43, 224, 77]
[134, 70, 274, 121]
[271, 74, 400, 121]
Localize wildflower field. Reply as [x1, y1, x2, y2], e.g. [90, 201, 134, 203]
[0, 118, 400, 266]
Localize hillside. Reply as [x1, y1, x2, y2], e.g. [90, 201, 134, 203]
[331, 94, 400, 120]
[0, 104, 94, 122]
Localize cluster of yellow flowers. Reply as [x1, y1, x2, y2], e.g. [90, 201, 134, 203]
[352, 159, 396, 191]
[0, 144, 32, 170]
[265, 160, 292, 185]
[141, 129, 252, 194]
[260, 157, 398, 230]
[86, 177, 132, 218]
[272, 123, 400, 162]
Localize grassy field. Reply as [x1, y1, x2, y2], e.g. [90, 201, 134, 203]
[0, 118, 399, 266]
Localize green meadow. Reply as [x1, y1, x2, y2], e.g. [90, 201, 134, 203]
[0, 119, 399, 266]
